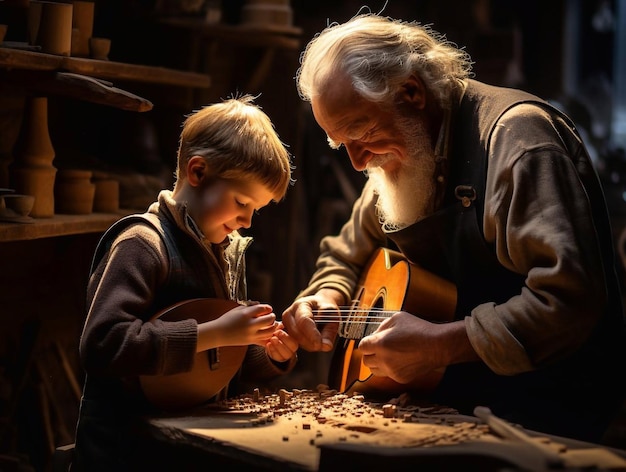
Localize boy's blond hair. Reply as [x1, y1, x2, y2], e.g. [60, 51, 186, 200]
[175, 95, 293, 200]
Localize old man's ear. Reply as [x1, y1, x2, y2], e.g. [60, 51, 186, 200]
[398, 74, 427, 110]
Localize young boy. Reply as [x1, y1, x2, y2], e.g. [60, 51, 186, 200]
[71, 95, 297, 471]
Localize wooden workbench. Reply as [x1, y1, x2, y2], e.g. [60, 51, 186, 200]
[141, 388, 626, 471]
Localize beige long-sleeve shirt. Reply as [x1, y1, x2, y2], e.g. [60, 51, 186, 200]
[301, 101, 612, 377]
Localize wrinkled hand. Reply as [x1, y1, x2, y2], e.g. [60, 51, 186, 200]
[282, 290, 342, 352]
[265, 321, 299, 363]
[358, 312, 443, 384]
[211, 303, 278, 347]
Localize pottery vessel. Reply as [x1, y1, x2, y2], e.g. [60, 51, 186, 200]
[71, 0, 94, 57]
[55, 169, 95, 214]
[12, 167, 56, 217]
[92, 175, 119, 213]
[89, 36, 111, 60]
[11, 96, 57, 218]
[29, 0, 73, 55]
[2, 194, 35, 216]
[241, 0, 293, 28]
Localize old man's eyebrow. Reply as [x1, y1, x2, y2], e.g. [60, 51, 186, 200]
[326, 118, 371, 149]
[327, 136, 342, 149]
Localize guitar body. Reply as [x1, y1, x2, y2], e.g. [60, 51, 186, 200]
[139, 298, 247, 411]
[329, 248, 457, 396]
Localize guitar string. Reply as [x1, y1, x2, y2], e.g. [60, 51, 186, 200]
[313, 307, 399, 319]
[312, 306, 397, 337]
[314, 300, 401, 339]
[313, 316, 392, 322]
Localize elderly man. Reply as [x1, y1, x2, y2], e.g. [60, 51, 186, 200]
[283, 14, 626, 443]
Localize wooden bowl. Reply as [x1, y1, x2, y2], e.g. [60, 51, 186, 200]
[89, 37, 111, 60]
[2, 194, 35, 216]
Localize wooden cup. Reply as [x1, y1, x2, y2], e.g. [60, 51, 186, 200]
[71, 0, 94, 57]
[29, 1, 73, 56]
[89, 36, 111, 60]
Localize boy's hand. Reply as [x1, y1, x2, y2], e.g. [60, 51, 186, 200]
[265, 322, 299, 363]
[206, 303, 278, 348]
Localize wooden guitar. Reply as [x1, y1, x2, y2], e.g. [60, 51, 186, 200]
[139, 298, 247, 411]
[328, 248, 457, 396]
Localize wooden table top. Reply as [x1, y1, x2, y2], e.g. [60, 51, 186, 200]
[144, 388, 626, 471]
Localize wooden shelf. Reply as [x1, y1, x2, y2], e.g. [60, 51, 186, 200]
[0, 46, 208, 242]
[0, 211, 132, 242]
[159, 20, 302, 50]
[0, 46, 211, 89]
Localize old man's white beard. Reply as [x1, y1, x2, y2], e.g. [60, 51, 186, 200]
[366, 120, 438, 232]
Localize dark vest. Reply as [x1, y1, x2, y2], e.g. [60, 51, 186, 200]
[386, 80, 625, 441]
[75, 213, 238, 471]
[91, 212, 220, 313]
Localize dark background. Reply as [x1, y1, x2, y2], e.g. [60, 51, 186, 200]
[0, 1, 624, 470]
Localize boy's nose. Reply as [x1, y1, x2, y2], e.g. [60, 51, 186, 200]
[238, 211, 253, 229]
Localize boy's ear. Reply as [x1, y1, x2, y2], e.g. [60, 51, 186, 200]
[398, 74, 427, 110]
[187, 156, 207, 187]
